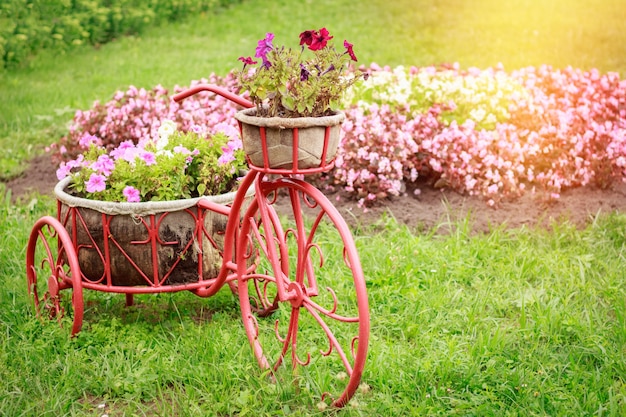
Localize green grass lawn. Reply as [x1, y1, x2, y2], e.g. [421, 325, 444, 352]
[1, 197, 625, 415]
[1, 0, 626, 415]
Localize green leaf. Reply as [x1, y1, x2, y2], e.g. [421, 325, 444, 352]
[281, 95, 295, 111]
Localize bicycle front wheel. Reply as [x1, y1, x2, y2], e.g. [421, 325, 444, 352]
[237, 177, 369, 408]
[26, 216, 84, 336]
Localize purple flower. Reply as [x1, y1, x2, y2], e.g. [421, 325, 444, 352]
[85, 173, 106, 193]
[320, 64, 336, 76]
[139, 151, 156, 166]
[255, 33, 274, 68]
[300, 64, 311, 81]
[123, 186, 141, 203]
[255, 33, 274, 59]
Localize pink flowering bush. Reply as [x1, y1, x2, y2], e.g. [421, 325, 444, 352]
[56, 120, 246, 202]
[338, 64, 626, 206]
[332, 103, 441, 206]
[508, 66, 626, 192]
[51, 72, 242, 163]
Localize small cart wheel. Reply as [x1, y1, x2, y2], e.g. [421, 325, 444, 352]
[26, 216, 84, 336]
[237, 177, 369, 408]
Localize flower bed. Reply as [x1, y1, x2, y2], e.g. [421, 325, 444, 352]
[340, 64, 626, 207]
[50, 64, 626, 208]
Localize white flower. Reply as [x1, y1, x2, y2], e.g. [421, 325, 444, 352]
[157, 119, 177, 150]
[156, 150, 173, 158]
[358, 383, 371, 393]
[470, 108, 486, 122]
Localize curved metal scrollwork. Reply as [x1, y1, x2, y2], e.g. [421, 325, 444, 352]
[237, 176, 369, 408]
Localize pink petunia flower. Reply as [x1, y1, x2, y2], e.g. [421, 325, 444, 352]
[110, 140, 136, 160]
[213, 122, 241, 142]
[85, 173, 106, 193]
[92, 154, 115, 175]
[173, 145, 191, 155]
[79, 133, 102, 148]
[225, 138, 242, 151]
[56, 162, 72, 180]
[123, 186, 141, 203]
[218, 151, 236, 165]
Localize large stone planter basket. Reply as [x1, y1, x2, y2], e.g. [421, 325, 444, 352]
[54, 177, 253, 287]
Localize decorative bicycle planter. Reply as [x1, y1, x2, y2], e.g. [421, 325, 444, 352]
[26, 85, 370, 407]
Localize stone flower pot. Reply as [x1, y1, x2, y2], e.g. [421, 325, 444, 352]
[235, 108, 345, 170]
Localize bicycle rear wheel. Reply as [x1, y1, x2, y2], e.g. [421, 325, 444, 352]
[237, 177, 369, 407]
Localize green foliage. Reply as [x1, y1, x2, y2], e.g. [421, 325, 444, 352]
[0, 0, 242, 70]
[64, 129, 247, 202]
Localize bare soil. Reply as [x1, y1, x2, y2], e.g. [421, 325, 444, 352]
[6, 155, 626, 233]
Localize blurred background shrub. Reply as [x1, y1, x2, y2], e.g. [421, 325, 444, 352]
[0, 0, 242, 70]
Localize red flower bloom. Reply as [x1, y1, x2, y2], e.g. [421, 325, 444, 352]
[309, 27, 333, 51]
[238, 56, 258, 66]
[299, 30, 315, 47]
[344, 40, 358, 62]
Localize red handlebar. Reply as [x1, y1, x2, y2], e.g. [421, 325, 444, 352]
[172, 84, 253, 109]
